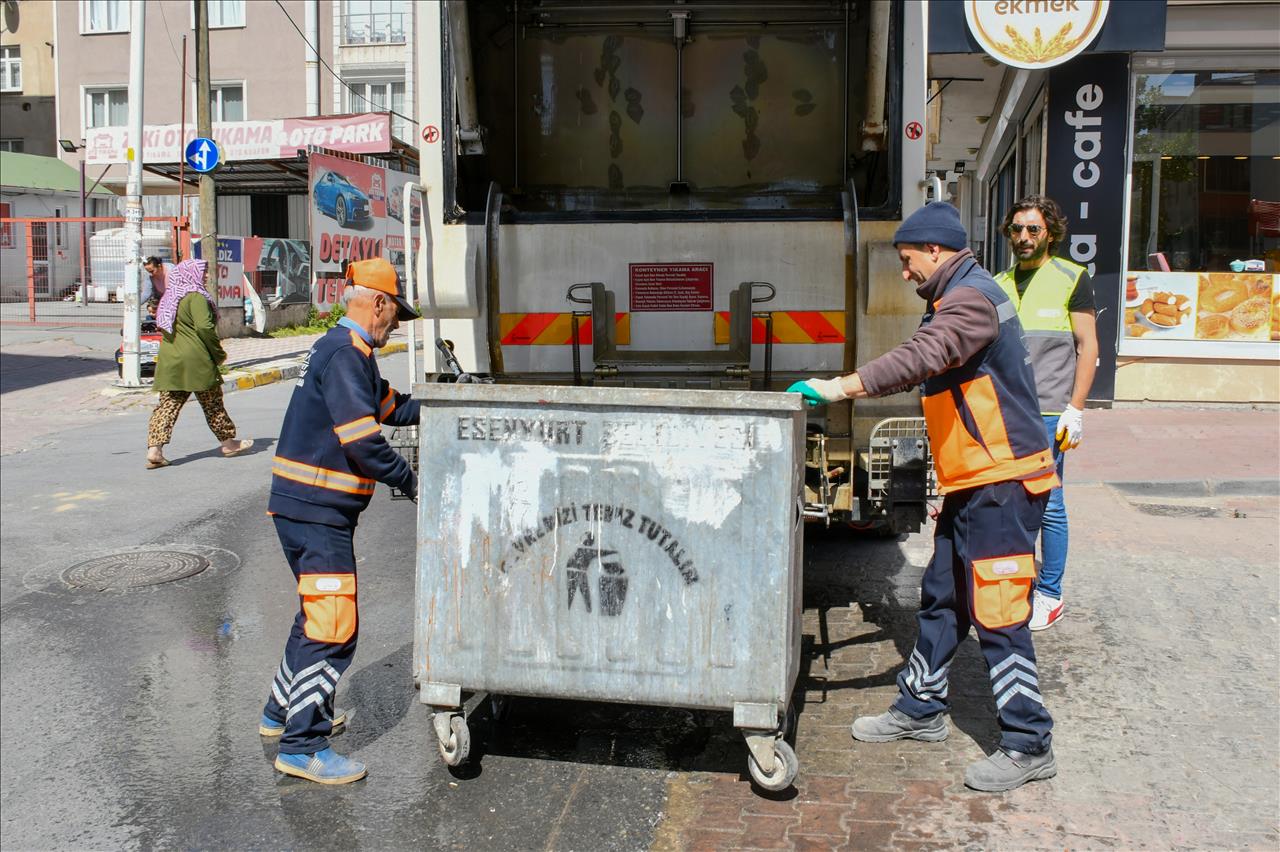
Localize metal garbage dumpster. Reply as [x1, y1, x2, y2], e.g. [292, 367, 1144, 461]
[414, 383, 806, 790]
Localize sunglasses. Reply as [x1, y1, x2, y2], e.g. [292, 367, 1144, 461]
[1007, 224, 1045, 237]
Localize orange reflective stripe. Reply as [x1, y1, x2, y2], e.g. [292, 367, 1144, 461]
[348, 330, 372, 356]
[298, 573, 357, 643]
[379, 388, 395, 420]
[334, 415, 376, 437]
[970, 554, 1035, 629]
[498, 313, 631, 345]
[713, 311, 846, 344]
[335, 422, 381, 445]
[271, 456, 376, 495]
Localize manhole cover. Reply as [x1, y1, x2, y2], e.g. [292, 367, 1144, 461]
[63, 550, 211, 590]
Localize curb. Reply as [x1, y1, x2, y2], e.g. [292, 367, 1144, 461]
[1096, 479, 1280, 498]
[220, 339, 418, 396]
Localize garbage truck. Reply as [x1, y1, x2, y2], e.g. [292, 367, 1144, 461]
[407, 0, 938, 532]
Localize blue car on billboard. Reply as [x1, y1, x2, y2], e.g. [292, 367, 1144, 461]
[314, 170, 372, 228]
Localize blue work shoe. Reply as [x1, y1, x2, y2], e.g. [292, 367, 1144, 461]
[274, 748, 367, 785]
[258, 709, 347, 738]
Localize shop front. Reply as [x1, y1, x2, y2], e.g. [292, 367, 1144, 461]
[930, 1, 1279, 404]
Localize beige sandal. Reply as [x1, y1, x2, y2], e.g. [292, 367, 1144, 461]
[221, 438, 254, 458]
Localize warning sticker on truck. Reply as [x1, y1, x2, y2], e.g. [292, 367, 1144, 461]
[629, 263, 713, 312]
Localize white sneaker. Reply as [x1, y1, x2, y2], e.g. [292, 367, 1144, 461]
[1029, 590, 1063, 631]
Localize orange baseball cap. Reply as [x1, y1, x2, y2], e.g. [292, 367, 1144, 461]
[345, 258, 419, 321]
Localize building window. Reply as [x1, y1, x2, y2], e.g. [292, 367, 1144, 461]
[343, 78, 407, 139]
[1122, 59, 1280, 355]
[0, 46, 20, 93]
[342, 1, 408, 45]
[86, 87, 129, 129]
[81, 0, 129, 34]
[192, 83, 246, 122]
[0, 139, 23, 152]
[195, 0, 246, 29]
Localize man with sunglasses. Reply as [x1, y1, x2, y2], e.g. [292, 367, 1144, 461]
[259, 257, 421, 783]
[994, 196, 1098, 632]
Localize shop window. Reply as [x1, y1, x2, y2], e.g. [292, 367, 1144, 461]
[0, 46, 20, 93]
[0, 139, 23, 152]
[86, 87, 128, 129]
[1123, 61, 1279, 356]
[987, 150, 1016, 271]
[1020, 108, 1044, 197]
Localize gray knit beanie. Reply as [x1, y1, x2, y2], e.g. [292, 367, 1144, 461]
[892, 202, 968, 250]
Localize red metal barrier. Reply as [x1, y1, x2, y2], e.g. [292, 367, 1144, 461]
[0, 216, 186, 327]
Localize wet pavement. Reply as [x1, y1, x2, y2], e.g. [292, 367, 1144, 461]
[2, 349, 1277, 849]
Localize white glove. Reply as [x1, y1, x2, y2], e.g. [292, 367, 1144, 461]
[802, 377, 851, 404]
[1056, 404, 1083, 451]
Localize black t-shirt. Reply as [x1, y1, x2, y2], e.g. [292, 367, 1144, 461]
[1013, 264, 1096, 313]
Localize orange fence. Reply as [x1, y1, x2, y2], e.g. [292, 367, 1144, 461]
[0, 216, 186, 327]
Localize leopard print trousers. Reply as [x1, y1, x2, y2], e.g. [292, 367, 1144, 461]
[147, 387, 237, 448]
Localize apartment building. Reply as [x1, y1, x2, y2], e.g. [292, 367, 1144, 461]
[52, 0, 415, 237]
[1, 0, 58, 155]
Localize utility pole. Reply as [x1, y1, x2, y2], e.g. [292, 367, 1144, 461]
[195, 0, 216, 268]
[120, 3, 147, 387]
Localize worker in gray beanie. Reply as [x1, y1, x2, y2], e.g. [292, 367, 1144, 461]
[787, 203, 1060, 793]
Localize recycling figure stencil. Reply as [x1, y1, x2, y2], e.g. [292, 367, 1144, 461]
[565, 532, 628, 616]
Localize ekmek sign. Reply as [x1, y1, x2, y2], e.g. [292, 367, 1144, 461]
[965, 0, 1110, 69]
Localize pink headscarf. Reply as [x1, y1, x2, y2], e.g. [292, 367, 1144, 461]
[154, 259, 217, 333]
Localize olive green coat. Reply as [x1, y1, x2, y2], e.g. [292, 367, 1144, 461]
[153, 293, 226, 392]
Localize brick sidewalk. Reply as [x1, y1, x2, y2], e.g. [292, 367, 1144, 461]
[651, 486, 1280, 850]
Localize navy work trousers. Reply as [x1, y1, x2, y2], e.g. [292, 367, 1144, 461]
[262, 515, 359, 755]
[892, 479, 1054, 755]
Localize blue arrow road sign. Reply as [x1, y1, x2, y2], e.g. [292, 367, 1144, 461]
[184, 137, 222, 174]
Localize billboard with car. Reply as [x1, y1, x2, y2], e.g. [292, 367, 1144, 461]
[309, 153, 421, 307]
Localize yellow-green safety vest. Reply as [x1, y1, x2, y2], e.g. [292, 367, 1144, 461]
[994, 257, 1085, 415]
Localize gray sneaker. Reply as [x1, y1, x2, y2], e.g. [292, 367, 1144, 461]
[851, 707, 949, 743]
[964, 747, 1057, 792]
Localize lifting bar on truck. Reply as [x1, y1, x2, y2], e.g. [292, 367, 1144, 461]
[565, 281, 775, 384]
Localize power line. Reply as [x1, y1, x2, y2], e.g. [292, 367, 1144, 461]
[156, 1, 196, 82]
[272, 0, 419, 129]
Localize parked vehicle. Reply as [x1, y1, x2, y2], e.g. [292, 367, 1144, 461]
[313, 170, 372, 228]
[116, 318, 161, 378]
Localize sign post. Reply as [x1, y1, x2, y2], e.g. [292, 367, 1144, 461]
[1045, 52, 1130, 403]
[120, 3, 146, 387]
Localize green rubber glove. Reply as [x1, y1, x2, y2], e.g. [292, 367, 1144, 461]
[786, 379, 828, 407]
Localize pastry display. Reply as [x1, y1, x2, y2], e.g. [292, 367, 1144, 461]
[1195, 313, 1229, 339]
[1199, 273, 1250, 313]
[1229, 296, 1270, 336]
[1137, 291, 1191, 328]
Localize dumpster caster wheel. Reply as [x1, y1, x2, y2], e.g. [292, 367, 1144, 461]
[748, 740, 798, 792]
[438, 715, 471, 766]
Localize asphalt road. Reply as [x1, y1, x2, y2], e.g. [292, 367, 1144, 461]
[0, 353, 687, 850]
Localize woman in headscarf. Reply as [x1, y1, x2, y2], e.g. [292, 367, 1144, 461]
[145, 258, 253, 468]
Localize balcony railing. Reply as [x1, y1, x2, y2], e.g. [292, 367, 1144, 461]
[340, 12, 407, 45]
